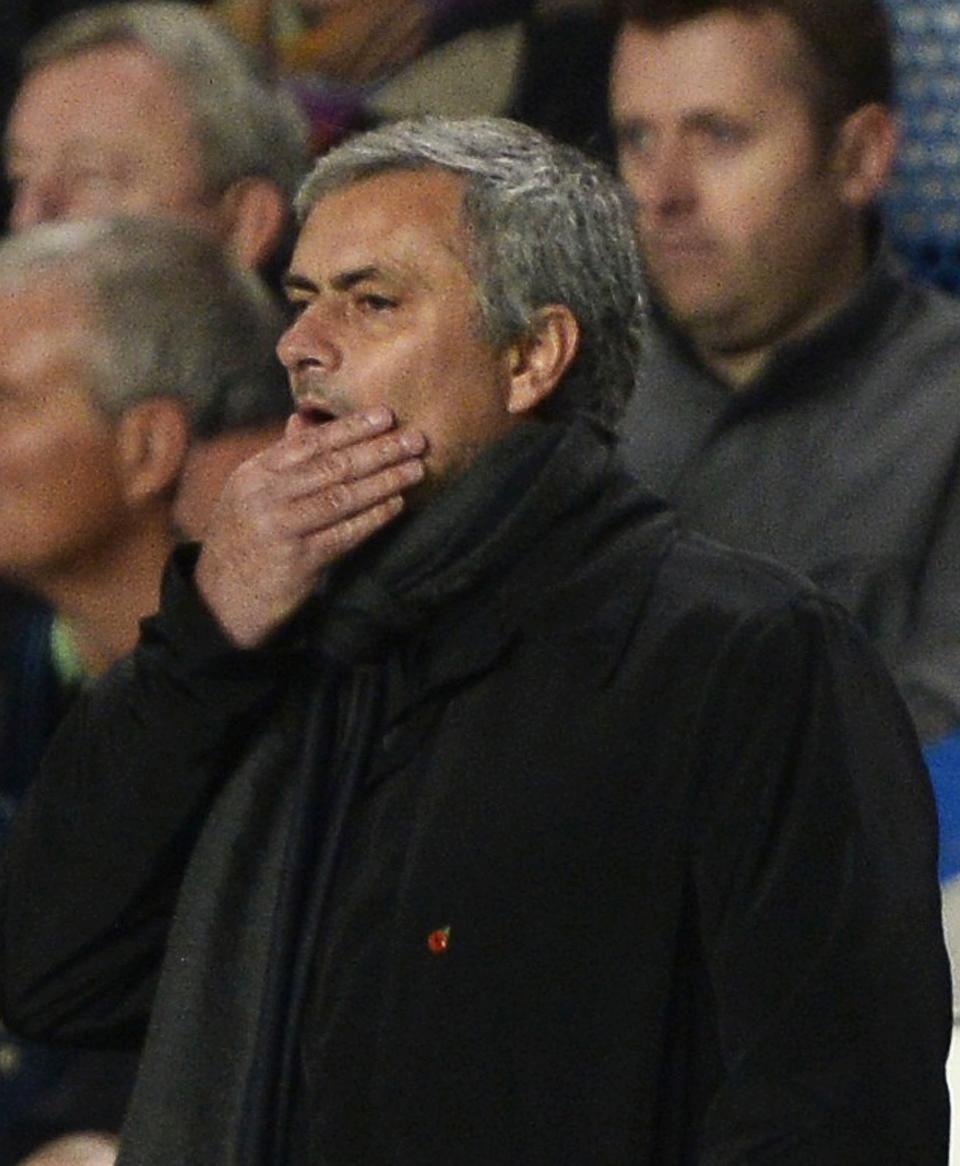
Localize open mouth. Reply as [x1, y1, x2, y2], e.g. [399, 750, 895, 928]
[297, 404, 336, 425]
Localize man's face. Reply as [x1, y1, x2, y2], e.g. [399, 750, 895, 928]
[278, 167, 518, 489]
[0, 279, 130, 587]
[5, 44, 226, 235]
[610, 10, 866, 364]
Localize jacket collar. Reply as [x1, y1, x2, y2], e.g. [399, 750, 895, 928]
[314, 418, 674, 691]
[651, 236, 907, 410]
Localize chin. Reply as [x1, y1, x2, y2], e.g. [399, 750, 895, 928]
[672, 295, 749, 340]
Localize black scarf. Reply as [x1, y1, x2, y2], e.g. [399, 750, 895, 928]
[316, 416, 615, 662]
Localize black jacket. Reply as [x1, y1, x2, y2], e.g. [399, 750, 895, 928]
[1, 420, 950, 1164]
[0, 583, 135, 1162]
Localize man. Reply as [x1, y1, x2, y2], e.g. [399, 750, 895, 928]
[0, 0, 311, 755]
[4, 1, 310, 284]
[2, 0, 313, 548]
[1, 118, 949, 1163]
[0, 0, 103, 226]
[0, 214, 288, 1164]
[609, 0, 960, 744]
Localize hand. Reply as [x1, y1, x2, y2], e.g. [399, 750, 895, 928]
[195, 406, 426, 647]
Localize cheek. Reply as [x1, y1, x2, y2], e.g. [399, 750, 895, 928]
[739, 187, 835, 273]
[110, 157, 199, 217]
[0, 422, 121, 534]
[346, 341, 430, 417]
[425, 343, 509, 443]
[706, 167, 775, 236]
[69, 189, 122, 218]
[719, 149, 825, 248]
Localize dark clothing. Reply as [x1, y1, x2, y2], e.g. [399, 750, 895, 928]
[510, 4, 616, 165]
[1, 420, 950, 1165]
[619, 251, 960, 743]
[0, 583, 136, 1162]
[0, 586, 65, 809]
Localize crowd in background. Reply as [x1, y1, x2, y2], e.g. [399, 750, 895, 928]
[0, 0, 618, 225]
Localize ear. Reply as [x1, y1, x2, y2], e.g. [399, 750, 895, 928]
[505, 305, 581, 416]
[114, 397, 191, 507]
[218, 176, 290, 270]
[832, 103, 898, 208]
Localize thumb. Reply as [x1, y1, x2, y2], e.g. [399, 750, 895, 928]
[285, 411, 307, 438]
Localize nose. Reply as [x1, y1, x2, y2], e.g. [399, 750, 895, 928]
[276, 303, 342, 377]
[9, 171, 65, 230]
[629, 142, 697, 221]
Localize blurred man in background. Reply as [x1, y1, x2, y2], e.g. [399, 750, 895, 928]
[0, 214, 289, 1164]
[4, 1, 310, 285]
[0, 12, 307, 1157]
[610, 0, 960, 745]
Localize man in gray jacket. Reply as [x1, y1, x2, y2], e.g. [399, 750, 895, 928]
[610, 0, 960, 744]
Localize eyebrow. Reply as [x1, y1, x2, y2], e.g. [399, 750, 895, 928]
[282, 265, 392, 296]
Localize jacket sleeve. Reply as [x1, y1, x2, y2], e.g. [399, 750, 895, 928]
[0, 545, 292, 1048]
[690, 593, 951, 1164]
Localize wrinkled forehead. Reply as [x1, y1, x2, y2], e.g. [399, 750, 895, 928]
[292, 168, 474, 283]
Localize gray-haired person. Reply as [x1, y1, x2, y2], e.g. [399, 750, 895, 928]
[5, 2, 310, 286]
[0, 213, 290, 1163]
[2, 117, 949, 1165]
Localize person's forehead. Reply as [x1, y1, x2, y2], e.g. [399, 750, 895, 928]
[292, 168, 473, 283]
[612, 9, 807, 116]
[11, 42, 195, 149]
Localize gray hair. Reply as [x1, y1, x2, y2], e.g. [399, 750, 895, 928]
[0, 216, 291, 437]
[295, 117, 645, 430]
[23, 1, 311, 201]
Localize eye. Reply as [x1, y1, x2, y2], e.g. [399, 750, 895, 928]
[358, 293, 397, 312]
[73, 166, 109, 183]
[698, 118, 750, 149]
[615, 120, 653, 157]
[66, 163, 124, 194]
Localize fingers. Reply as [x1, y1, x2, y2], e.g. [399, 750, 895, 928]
[277, 406, 394, 464]
[193, 407, 428, 648]
[280, 428, 426, 502]
[303, 495, 407, 562]
[219, 406, 427, 532]
[281, 456, 425, 536]
[283, 405, 395, 452]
